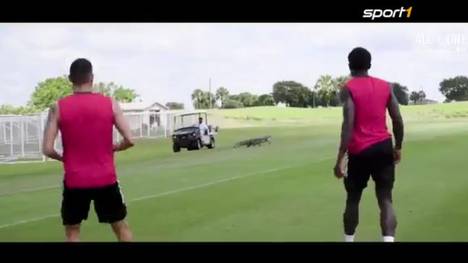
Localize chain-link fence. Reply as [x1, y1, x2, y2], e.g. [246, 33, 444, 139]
[0, 114, 46, 162]
[0, 111, 175, 163]
[117, 112, 168, 140]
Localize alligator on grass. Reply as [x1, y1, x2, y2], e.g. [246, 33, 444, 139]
[233, 136, 272, 148]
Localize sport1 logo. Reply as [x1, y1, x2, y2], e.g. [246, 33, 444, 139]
[363, 6, 413, 20]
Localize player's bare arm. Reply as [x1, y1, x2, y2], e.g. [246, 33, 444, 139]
[334, 87, 355, 178]
[112, 98, 135, 152]
[387, 84, 404, 164]
[42, 103, 63, 161]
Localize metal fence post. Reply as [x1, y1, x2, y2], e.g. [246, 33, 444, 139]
[20, 117, 25, 157]
[39, 112, 46, 161]
[2, 121, 5, 143]
[164, 112, 168, 138]
[9, 118, 13, 157]
[140, 114, 143, 138]
[147, 112, 151, 137]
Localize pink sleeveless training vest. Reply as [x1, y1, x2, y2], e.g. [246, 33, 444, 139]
[346, 76, 392, 154]
[58, 93, 116, 189]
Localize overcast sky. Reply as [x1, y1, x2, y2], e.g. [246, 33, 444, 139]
[1, 23, 468, 108]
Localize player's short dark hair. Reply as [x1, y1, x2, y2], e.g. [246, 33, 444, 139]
[69, 58, 93, 85]
[348, 47, 371, 71]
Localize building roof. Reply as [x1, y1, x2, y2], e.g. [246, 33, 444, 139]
[173, 110, 207, 117]
[120, 102, 169, 111]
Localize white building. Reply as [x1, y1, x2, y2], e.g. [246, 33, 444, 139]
[119, 101, 169, 113]
[118, 102, 170, 137]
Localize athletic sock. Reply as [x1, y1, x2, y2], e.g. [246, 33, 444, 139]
[382, 236, 395, 242]
[344, 234, 355, 242]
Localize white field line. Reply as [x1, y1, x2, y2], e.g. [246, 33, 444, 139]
[0, 160, 46, 165]
[0, 152, 278, 197]
[0, 185, 59, 197]
[0, 153, 329, 197]
[0, 214, 60, 229]
[0, 156, 333, 230]
[130, 166, 288, 202]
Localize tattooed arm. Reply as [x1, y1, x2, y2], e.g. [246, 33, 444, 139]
[42, 103, 63, 161]
[334, 88, 355, 178]
[387, 84, 404, 164]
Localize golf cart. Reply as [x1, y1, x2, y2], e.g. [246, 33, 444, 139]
[171, 111, 218, 152]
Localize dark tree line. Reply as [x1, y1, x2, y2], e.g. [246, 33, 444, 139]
[191, 75, 468, 109]
[192, 87, 274, 109]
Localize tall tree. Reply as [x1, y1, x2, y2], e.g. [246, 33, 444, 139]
[191, 89, 204, 109]
[94, 82, 138, 102]
[289, 85, 312, 107]
[334, 75, 351, 106]
[238, 92, 257, 107]
[192, 90, 215, 109]
[314, 75, 336, 107]
[308, 91, 322, 108]
[392, 83, 409, 105]
[409, 90, 426, 104]
[418, 90, 426, 102]
[272, 82, 292, 105]
[335, 76, 350, 89]
[215, 87, 230, 107]
[439, 76, 468, 102]
[409, 91, 420, 104]
[272, 81, 310, 107]
[112, 86, 139, 102]
[29, 77, 139, 111]
[28, 76, 73, 110]
[204, 91, 216, 109]
[255, 94, 275, 106]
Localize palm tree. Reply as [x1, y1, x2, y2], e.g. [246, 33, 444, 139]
[191, 89, 204, 109]
[335, 75, 350, 89]
[314, 75, 336, 107]
[216, 87, 229, 107]
[334, 75, 351, 106]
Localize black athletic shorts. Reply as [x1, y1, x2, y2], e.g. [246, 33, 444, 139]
[344, 138, 395, 193]
[61, 182, 127, 225]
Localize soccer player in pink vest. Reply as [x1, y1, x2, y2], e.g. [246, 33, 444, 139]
[334, 47, 404, 242]
[42, 58, 134, 242]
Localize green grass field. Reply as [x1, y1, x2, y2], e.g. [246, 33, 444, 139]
[2, 103, 468, 241]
